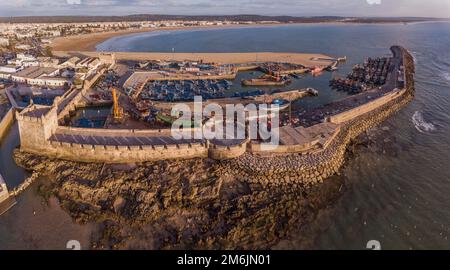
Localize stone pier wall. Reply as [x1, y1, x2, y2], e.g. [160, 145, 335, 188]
[229, 91, 413, 187]
[328, 89, 406, 124]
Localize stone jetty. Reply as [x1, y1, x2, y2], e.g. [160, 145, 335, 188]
[225, 47, 415, 187]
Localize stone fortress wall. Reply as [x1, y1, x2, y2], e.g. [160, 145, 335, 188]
[15, 47, 414, 169]
[46, 140, 209, 163]
[17, 106, 210, 162]
[16, 104, 249, 163]
[17, 105, 59, 151]
[208, 139, 249, 160]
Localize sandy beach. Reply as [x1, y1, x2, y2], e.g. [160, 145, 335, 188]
[50, 23, 283, 52]
[50, 20, 428, 53]
[50, 23, 336, 69]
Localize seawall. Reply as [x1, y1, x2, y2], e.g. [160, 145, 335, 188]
[226, 47, 415, 187]
[36, 141, 209, 163]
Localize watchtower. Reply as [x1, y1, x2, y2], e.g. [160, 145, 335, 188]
[16, 103, 58, 152]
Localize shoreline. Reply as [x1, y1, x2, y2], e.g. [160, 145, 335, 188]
[51, 23, 286, 52]
[50, 23, 340, 65]
[50, 20, 440, 53]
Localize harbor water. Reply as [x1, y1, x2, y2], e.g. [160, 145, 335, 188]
[67, 106, 112, 128]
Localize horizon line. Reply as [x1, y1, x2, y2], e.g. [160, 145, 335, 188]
[0, 14, 449, 20]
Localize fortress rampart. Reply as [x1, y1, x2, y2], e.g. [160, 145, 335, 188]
[17, 106, 211, 162]
[45, 140, 209, 163]
[208, 140, 249, 160]
[15, 47, 414, 176]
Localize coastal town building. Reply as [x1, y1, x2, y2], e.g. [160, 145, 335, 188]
[10, 66, 70, 87]
[15, 44, 33, 50]
[37, 57, 61, 68]
[42, 30, 61, 37]
[76, 57, 102, 69]
[0, 37, 9, 47]
[61, 57, 81, 68]
[22, 60, 41, 67]
[0, 65, 22, 74]
[17, 53, 37, 62]
[0, 19, 262, 48]
[16, 31, 35, 39]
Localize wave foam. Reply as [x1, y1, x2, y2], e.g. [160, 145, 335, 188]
[443, 72, 450, 82]
[412, 111, 436, 133]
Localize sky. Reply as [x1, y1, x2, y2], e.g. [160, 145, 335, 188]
[0, 0, 449, 18]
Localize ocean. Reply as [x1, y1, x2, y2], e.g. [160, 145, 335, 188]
[1, 22, 450, 249]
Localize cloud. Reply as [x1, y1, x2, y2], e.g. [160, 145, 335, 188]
[67, 0, 81, 4]
[0, 0, 449, 18]
[366, 0, 382, 5]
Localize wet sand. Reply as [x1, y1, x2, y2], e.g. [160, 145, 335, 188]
[0, 177, 97, 250]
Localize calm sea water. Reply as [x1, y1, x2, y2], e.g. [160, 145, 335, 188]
[1, 23, 449, 249]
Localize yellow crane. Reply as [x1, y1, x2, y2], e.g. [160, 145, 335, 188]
[111, 87, 122, 120]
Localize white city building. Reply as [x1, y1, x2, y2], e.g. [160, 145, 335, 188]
[0, 37, 9, 47]
[0, 65, 22, 73]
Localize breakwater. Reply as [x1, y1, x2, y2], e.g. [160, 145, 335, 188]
[8, 171, 40, 197]
[227, 47, 415, 187]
